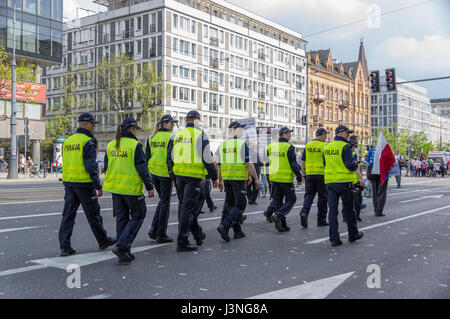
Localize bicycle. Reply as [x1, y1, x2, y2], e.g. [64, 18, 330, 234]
[29, 162, 49, 178]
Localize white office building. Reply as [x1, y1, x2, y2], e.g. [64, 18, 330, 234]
[44, 0, 308, 151]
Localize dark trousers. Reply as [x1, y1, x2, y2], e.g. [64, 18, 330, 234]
[221, 180, 247, 231]
[59, 185, 108, 250]
[113, 193, 147, 252]
[327, 183, 359, 242]
[370, 179, 389, 215]
[269, 182, 297, 217]
[176, 176, 203, 246]
[247, 177, 259, 203]
[150, 174, 172, 237]
[300, 175, 328, 222]
[354, 190, 363, 218]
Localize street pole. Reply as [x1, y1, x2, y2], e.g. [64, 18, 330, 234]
[7, 0, 18, 179]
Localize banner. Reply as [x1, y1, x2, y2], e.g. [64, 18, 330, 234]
[0, 80, 46, 104]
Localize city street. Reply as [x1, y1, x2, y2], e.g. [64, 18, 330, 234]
[0, 176, 449, 299]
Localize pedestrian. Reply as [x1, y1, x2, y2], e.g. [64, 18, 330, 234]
[349, 137, 364, 222]
[171, 110, 218, 252]
[389, 153, 401, 188]
[421, 160, 427, 177]
[263, 127, 302, 232]
[197, 174, 217, 214]
[366, 146, 390, 217]
[19, 154, 25, 174]
[299, 128, 329, 229]
[146, 115, 178, 243]
[216, 121, 259, 241]
[247, 146, 262, 205]
[103, 118, 155, 263]
[324, 126, 364, 246]
[58, 113, 116, 257]
[0, 155, 5, 173]
[27, 156, 33, 174]
[405, 159, 410, 177]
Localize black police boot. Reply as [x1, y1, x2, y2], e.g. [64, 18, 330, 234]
[60, 247, 76, 257]
[177, 244, 198, 252]
[356, 216, 362, 222]
[217, 224, 231, 242]
[281, 217, 290, 232]
[361, 204, 367, 210]
[148, 228, 157, 240]
[271, 215, 286, 232]
[156, 235, 174, 243]
[209, 206, 217, 212]
[195, 232, 206, 246]
[199, 211, 206, 215]
[239, 214, 247, 224]
[300, 213, 308, 228]
[263, 210, 273, 223]
[99, 236, 117, 251]
[330, 240, 343, 247]
[128, 251, 135, 260]
[317, 220, 329, 227]
[233, 230, 246, 239]
[112, 246, 132, 263]
[349, 231, 364, 243]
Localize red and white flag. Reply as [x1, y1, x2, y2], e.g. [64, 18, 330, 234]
[372, 131, 395, 185]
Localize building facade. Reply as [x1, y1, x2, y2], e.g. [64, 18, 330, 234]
[0, 0, 62, 163]
[307, 42, 371, 145]
[370, 74, 450, 147]
[44, 0, 308, 152]
[431, 98, 450, 118]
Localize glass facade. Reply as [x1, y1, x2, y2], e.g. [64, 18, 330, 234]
[0, 0, 62, 63]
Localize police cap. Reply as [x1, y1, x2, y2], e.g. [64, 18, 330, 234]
[78, 113, 98, 123]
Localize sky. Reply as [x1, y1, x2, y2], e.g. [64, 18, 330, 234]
[65, 0, 450, 99]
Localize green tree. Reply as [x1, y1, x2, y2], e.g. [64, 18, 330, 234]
[42, 66, 83, 152]
[96, 53, 169, 130]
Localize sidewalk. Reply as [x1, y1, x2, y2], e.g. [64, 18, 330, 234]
[0, 172, 62, 183]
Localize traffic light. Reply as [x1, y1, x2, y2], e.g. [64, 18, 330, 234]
[369, 70, 380, 92]
[385, 68, 396, 91]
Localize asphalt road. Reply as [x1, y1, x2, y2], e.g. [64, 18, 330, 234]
[0, 176, 449, 299]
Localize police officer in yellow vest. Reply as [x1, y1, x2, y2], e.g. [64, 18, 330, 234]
[324, 126, 364, 246]
[59, 113, 116, 257]
[103, 118, 155, 263]
[299, 128, 329, 229]
[171, 110, 218, 252]
[216, 121, 260, 242]
[263, 127, 302, 232]
[146, 115, 178, 243]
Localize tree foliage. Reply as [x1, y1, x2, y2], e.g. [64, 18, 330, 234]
[95, 53, 169, 130]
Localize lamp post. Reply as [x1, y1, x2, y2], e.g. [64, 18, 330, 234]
[7, 0, 18, 179]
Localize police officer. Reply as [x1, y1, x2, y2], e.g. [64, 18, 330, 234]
[299, 128, 329, 228]
[216, 122, 260, 242]
[324, 126, 364, 246]
[146, 115, 177, 243]
[103, 118, 155, 263]
[171, 110, 218, 252]
[59, 113, 116, 256]
[197, 173, 217, 214]
[263, 127, 302, 232]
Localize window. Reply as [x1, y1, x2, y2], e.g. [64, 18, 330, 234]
[173, 38, 178, 52]
[191, 44, 196, 57]
[38, 0, 51, 19]
[191, 70, 196, 80]
[191, 90, 196, 103]
[191, 21, 196, 33]
[172, 86, 178, 99]
[180, 40, 189, 55]
[173, 14, 178, 28]
[180, 87, 189, 101]
[180, 66, 189, 78]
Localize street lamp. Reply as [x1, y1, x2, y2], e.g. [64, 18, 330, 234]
[7, 0, 18, 179]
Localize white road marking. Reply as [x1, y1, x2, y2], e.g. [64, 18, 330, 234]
[248, 271, 354, 299]
[388, 185, 450, 197]
[0, 265, 47, 277]
[0, 244, 171, 278]
[30, 244, 169, 270]
[306, 204, 450, 244]
[0, 226, 44, 233]
[84, 294, 111, 299]
[400, 194, 444, 203]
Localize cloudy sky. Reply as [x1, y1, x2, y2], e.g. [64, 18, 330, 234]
[65, 0, 450, 98]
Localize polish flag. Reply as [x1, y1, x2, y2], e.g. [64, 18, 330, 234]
[372, 131, 395, 185]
